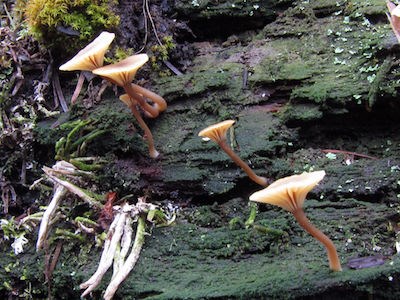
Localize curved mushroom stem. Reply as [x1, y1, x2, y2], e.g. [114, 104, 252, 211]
[292, 208, 342, 272]
[217, 139, 269, 186]
[130, 83, 167, 112]
[127, 101, 159, 158]
[123, 83, 159, 118]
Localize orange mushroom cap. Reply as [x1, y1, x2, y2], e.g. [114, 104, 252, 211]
[249, 171, 326, 212]
[59, 31, 115, 71]
[198, 120, 235, 143]
[92, 54, 149, 86]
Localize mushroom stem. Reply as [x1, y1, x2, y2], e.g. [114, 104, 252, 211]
[292, 209, 342, 272]
[124, 83, 159, 118]
[128, 102, 159, 158]
[70, 72, 86, 105]
[130, 83, 167, 112]
[218, 140, 268, 186]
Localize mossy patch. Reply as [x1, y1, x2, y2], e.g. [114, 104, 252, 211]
[248, 0, 395, 120]
[19, 0, 119, 54]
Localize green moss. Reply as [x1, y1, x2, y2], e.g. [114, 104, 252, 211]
[249, 0, 392, 116]
[280, 103, 323, 123]
[149, 36, 177, 76]
[250, 56, 314, 83]
[174, 0, 280, 20]
[19, 0, 119, 53]
[161, 165, 205, 183]
[103, 46, 134, 64]
[157, 69, 231, 101]
[347, 0, 386, 16]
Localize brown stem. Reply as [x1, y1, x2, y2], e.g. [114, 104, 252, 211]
[218, 140, 268, 186]
[130, 83, 167, 112]
[70, 72, 85, 105]
[293, 209, 342, 272]
[124, 83, 159, 118]
[128, 103, 159, 158]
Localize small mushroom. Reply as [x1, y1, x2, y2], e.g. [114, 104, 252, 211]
[387, 1, 400, 43]
[59, 31, 115, 104]
[92, 54, 166, 158]
[92, 54, 164, 118]
[119, 94, 159, 158]
[59, 31, 115, 71]
[198, 120, 268, 186]
[249, 170, 342, 272]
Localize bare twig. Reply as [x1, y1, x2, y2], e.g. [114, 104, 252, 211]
[103, 215, 146, 300]
[43, 168, 103, 209]
[136, 0, 162, 53]
[79, 199, 172, 299]
[52, 71, 69, 112]
[112, 216, 133, 278]
[136, 0, 149, 53]
[145, 0, 162, 46]
[163, 60, 183, 76]
[36, 184, 67, 250]
[44, 240, 63, 299]
[80, 211, 127, 297]
[1, 175, 17, 214]
[321, 149, 378, 160]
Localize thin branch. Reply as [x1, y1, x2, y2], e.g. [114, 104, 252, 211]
[36, 184, 67, 251]
[321, 149, 378, 160]
[145, 0, 163, 46]
[43, 167, 103, 209]
[136, 0, 149, 53]
[80, 212, 126, 297]
[52, 71, 69, 112]
[103, 216, 146, 300]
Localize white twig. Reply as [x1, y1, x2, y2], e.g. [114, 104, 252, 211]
[80, 212, 126, 297]
[36, 184, 67, 251]
[103, 216, 146, 300]
[112, 215, 133, 279]
[79, 200, 163, 299]
[43, 167, 102, 209]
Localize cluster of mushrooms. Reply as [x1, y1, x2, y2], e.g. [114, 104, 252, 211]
[196, 0, 400, 274]
[199, 120, 342, 272]
[59, 31, 166, 158]
[38, 2, 400, 297]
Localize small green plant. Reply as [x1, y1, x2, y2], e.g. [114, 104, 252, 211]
[149, 35, 176, 75]
[55, 119, 107, 163]
[0, 217, 32, 255]
[103, 46, 134, 65]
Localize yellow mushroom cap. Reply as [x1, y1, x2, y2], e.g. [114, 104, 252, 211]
[198, 120, 235, 143]
[59, 31, 115, 71]
[92, 54, 149, 86]
[249, 170, 326, 212]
